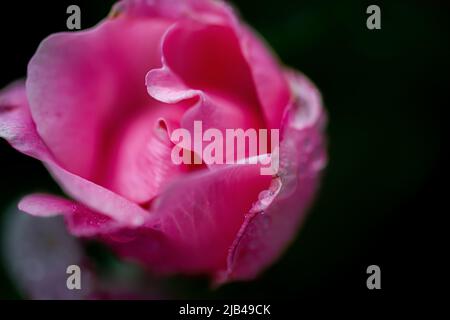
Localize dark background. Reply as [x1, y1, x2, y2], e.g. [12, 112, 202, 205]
[0, 0, 448, 299]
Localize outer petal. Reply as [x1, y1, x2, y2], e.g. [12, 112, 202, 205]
[0, 80, 52, 160]
[19, 193, 119, 237]
[3, 204, 95, 299]
[0, 81, 148, 226]
[104, 163, 272, 275]
[238, 26, 291, 129]
[216, 71, 327, 283]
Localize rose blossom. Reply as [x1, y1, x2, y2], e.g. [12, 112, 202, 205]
[0, 0, 327, 284]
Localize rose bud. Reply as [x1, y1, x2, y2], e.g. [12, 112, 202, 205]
[0, 0, 327, 284]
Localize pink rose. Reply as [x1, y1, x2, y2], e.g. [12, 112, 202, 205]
[0, 0, 327, 284]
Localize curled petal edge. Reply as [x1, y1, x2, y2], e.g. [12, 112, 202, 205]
[214, 70, 327, 285]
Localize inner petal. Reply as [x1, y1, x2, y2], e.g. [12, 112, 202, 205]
[97, 100, 191, 204]
[161, 22, 265, 127]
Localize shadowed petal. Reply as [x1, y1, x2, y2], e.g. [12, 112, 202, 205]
[217, 71, 327, 283]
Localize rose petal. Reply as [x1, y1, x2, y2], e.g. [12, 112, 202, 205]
[135, 0, 290, 129]
[217, 71, 327, 283]
[147, 21, 266, 165]
[26, 15, 190, 203]
[19, 193, 118, 237]
[0, 82, 149, 226]
[105, 163, 272, 275]
[0, 80, 52, 160]
[238, 26, 291, 129]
